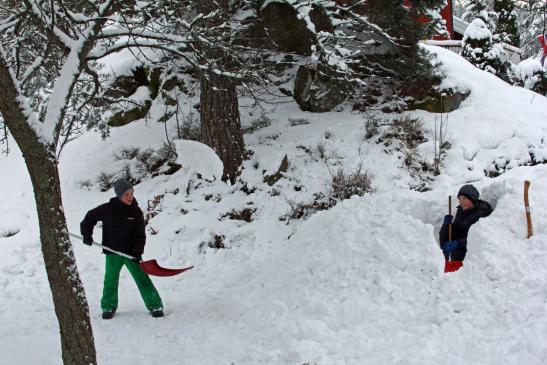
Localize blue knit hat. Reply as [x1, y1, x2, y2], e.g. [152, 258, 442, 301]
[113, 179, 133, 198]
[458, 184, 479, 203]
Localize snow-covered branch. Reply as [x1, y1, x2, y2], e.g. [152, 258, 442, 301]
[0, 43, 46, 143]
[0, 117, 8, 154]
[98, 28, 188, 43]
[24, 0, 76, 49]
[0, 15, 18, 33]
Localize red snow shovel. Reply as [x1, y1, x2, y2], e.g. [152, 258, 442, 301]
[69, 233, 193, 277]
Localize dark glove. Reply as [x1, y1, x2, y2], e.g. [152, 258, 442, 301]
[83, 236, 93, 246]
[442, 240, 459, 253]
[443, 215, 453, 225]
[131, 255, 142, 263]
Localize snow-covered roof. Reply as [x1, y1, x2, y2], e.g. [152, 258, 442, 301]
[453, 16, 468, 36]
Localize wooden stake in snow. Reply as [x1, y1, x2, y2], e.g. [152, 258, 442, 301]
[524, 180, 533, 239]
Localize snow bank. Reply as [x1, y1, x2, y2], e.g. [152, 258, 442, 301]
[421, 45, 547, 188]
[516, 57, 544, 80]
[175, 140, 224, 181]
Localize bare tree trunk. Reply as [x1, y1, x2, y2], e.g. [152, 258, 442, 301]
[28, 149, 96, 365]
[196, 0, 245, 184]
[200, 72, 245, 183]
[0, 56, 97, 365]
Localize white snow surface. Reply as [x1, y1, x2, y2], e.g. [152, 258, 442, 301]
[1, 46, 547, 365]
[174, 140, 224, 181]
[462, 18, 492, 41]
[516, 58, 545, 79]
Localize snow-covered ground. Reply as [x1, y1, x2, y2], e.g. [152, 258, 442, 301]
[1, 46, 546, 365]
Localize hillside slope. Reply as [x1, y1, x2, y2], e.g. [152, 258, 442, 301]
[1, 46, 546, 365]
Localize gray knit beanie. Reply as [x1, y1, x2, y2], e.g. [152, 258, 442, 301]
[113, 179, 133, 198]
[457, 184, 479, 203]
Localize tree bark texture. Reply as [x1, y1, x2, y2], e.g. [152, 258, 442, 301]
[197, 0, 245, 184]
[0, 55, 97, 365]
[200, 70, 245, 184]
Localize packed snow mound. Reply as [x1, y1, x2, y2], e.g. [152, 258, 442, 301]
[516, 57, 544, 80]
[175, 140, 224, 181]
[515, 57, 545, 90]
[463, 18, 492, 41]
[421, 45, 547, 185]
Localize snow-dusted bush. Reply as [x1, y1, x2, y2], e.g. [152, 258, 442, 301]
[461, 18, 510, 79]
[174, 112, 201, 141]
[0, 228, 19, 238]
[288, 117, 310, 127]
[374, 115, 441, 190]
[243, 113, 273, 134]
[96, 143, 179, 191]
[97, 172, 115, 192]
[284, 165, 372, 221]
[364, 115, 382, 140]
[379, 115, 427, 150]
[515, 57, 546, 95]
[365, 120, 380, 139]
[114, 146, 141, 161]
[284, 193, 334, 221]
[221, 208, 257, 223]
[329, 165, 373, 201]
[114, 144, 177, 177]
[314, 142, 327, 162]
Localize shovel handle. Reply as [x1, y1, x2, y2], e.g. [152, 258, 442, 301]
[448, 196, 452, 241]
[524, 181, 533, 239]
[68, 232, 138, 261]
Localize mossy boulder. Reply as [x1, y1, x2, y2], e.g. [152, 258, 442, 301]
[108, 101, 151, 127]
[409, 89, 470, 113]
[106, 66, 163, 127]
[293, 65, 346, 112]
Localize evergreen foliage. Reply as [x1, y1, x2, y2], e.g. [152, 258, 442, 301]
[461, 18, 510, 79]
[462, 0, 497, 30]
[494, 0, 520, 46]
[339, 0, 446, 107]
[516, 0, 546, 58]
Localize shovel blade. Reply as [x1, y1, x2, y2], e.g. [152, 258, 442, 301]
[444, 260, 463, 273]
[140, 260, 193, 277]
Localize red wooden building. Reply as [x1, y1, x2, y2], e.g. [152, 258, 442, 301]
[436, 0, 454, 39]
[404, 0, 455, 40]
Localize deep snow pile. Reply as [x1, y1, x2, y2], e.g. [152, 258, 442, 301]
[1, 46, 547, 365]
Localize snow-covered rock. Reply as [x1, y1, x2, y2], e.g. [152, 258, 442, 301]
[516, 58, 544, 80]
[174, 140, 224, 181]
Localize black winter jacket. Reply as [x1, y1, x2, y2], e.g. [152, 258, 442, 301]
[439, 199, 493, 261]
[80, 198, 146, 257]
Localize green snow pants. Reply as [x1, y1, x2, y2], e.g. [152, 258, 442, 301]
[100, 254, 163, 312]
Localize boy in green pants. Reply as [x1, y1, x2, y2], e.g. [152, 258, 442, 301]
[80, 179, 163, 319]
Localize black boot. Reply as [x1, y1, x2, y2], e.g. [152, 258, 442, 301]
[151, 309, 164, 318]
[102, 309, 116, 319]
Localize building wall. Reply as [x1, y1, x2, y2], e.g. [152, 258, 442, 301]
[402, 0, 454, 39]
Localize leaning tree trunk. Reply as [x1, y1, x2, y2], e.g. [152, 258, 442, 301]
[28, 150, 96, 365]
[0, 58, 97, 365]
[200, 72, 245, 183]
